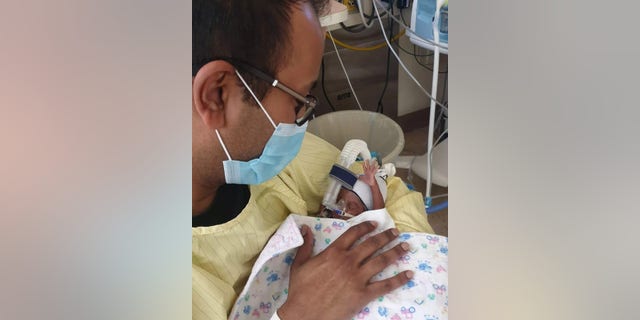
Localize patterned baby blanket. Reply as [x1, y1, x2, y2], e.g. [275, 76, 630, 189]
[229, 209, 448, 320]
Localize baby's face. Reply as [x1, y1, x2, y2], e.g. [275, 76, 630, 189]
[331, 189, 367, 219]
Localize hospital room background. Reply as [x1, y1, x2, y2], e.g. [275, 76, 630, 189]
[307, 0, 448, 235]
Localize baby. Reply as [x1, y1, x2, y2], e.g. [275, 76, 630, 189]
[320, 159, 389, 219]
[229, 160, 448, 320]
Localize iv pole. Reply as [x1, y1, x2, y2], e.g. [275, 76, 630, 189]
[410, 0, 448, 203]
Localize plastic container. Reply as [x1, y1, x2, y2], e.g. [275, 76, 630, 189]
[307, 110, 405, 164]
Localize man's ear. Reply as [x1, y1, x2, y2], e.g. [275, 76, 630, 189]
[192, 60, 236, 129]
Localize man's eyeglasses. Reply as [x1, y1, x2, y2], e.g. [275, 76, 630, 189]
[225, 59, 317, 126]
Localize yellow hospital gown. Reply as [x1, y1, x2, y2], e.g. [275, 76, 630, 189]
[192, 133, 434, 320]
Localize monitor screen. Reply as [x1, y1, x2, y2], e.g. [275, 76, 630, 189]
[410, 0, 448, 53]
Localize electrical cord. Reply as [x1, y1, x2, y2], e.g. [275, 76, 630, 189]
[361, 4, 387, 20]
[434, 100, 448, 137]
[321, 58, 336, 111]
[356, 0, 376, 28]
[335, 3, 429, 55]
[376, 1, 395, 113]
[398, 43, 432, 57]
[375, 0, 448, 51]
[400, 6, 409, 25]
[415, 53, 448, 73]
[376, 45, 390, 113]
[332, 8, 430, 55]
[372, 1, 448, 111]
[340, 22, 366, 33]
[441, 70, 448, 103]
[327, 28, 364, 110]
[414, 45, 448, 73]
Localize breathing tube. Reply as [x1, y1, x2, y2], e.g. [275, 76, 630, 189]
[426, 200, 448, 214]
[322, 139, 372, 215]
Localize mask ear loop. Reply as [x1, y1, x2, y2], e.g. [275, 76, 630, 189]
[214, 69, 278, 162]
[215, 129, 232, 161]
[235, 69, 277, 129]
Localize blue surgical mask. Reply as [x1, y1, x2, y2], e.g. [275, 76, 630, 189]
[214, 70, 307, 185]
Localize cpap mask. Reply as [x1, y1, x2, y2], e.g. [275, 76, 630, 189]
[321, 139, 396, 218]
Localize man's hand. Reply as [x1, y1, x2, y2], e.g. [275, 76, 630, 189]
[359, 159, 380, 187]
[277, 222, 413, 320]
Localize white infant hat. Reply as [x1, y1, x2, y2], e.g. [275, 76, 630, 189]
[351, 175, 388, 210]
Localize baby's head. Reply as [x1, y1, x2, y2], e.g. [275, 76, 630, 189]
[327, 175, 387, 219]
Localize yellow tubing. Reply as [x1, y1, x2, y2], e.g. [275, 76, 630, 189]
[326, 29, 406, 52]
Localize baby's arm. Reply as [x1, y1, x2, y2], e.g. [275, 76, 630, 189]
[360, 160, 385, 210]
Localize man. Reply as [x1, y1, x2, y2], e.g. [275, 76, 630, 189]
[192, 1, 422, 319]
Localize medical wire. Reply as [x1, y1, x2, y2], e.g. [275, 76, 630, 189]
[340, 22, 367, 33]
[374, 0, 448, 51]
[342, 4, 388, 33]
[320, 58, 336, 111]
[441, 71, 448, 104]
[415, 51, 448, 73]
[360, 0, 389, 20]
[376, 9, 394, 114]
[374, 0, 448, 198]
[434, 74, 448, 133]
[372, 1, 448, 112]
[326, 29, 406, 52]
[398, 42, 432, 57]
[330, 5, 432, 55]
[356, 0, 375, 28]
[327, 28, 364, 111]
[400, 5, 409, 25]
[329, 28, 435, 58]
[407, 128, 447, 196]
[428, 129, 448, 200]
[331, 8, 431, 56]
[376, 49, 390, 113]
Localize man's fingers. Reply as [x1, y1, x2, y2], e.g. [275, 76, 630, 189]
[292, 224, 313, 270]
[332, 221, 377, 250]
[360, 242, 409, 278]
[366, 270, 414, 298]
[352, 228, 399, 262]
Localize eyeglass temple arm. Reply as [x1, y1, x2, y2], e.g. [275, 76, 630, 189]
[233, 60, 309, 103]
[271, 80, 307, 102]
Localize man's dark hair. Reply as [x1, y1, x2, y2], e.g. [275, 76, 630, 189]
[193, 0, 328, 102]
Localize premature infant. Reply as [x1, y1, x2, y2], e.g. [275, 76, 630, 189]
[229, 161, 449, 320]
[320, 159, 388, 219]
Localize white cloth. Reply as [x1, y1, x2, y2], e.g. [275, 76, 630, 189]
[229, 209, 448, 320]
[269, 312, 281, 320]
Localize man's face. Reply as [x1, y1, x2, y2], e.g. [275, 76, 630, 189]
[228, 2, 325, 162]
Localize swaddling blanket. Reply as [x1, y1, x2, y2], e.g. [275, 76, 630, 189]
[229, 209, 448, 320]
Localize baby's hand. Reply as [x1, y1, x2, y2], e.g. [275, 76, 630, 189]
[359, 159, 379, 186]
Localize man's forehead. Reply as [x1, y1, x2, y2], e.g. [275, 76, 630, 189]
[279, 1, 323, 90]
